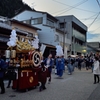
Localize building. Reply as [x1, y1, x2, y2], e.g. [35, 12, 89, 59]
[12, 10, 66, 58]
[87, 42, 100, 54]
[56, 15, 87, 55]
[12, 10, 88, 57]
[9, 19, 41, 39]
[0, 21, 26, 55]
[0, 16, 40, 56]
[0, 16, 9, 22]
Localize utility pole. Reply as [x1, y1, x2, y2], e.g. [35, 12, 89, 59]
[73, 35, 75, 55]
[63, 19, 66, 54]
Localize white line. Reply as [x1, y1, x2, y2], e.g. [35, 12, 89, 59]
[61, 77, 73, 82]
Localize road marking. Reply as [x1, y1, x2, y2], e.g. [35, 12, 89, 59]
[61, 77, 73, 82]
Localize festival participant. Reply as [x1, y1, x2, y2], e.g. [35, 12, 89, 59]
[54, 55, 57, 74]
[67, 56, 73, 75]
[56, 56, 65, 77]
[39, 62, 48, 91]
[44, 54, 53, 84]
[74, 56, 79, 68]
[0, 54, 7, 94]
[61, 55, 65, 72]
[55, 44, 64, 77]
[93, 56, 100, 84]
[78, 56, 83, 70]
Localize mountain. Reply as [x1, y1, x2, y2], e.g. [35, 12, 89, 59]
[0, 0, 34, 18]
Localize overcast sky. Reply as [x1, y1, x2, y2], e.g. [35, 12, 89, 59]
[23, 0, 100, 42]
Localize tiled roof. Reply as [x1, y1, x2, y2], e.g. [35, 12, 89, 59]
[0, 22, 11, 30]
[0, 22, 28, 35]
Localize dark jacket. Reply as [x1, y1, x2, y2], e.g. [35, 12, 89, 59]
[44, 58, 53, 72]
[0, 59, 7, 78]
[38, 67, 48, 83]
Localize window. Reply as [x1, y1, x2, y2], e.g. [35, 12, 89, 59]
[47, 19, 54, 27]
[73, 28, 85, 42]
[31, 17, 42, 25]
[59, 23, 64, 28]
[22, 20, 31, 24]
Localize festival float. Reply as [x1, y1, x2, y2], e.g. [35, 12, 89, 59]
[5, 29, 41, 91]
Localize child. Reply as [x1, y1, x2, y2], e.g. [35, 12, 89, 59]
[39, 62, 48, 91]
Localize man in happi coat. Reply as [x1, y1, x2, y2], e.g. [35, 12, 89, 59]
[44, 54, 53, 84]
[56, 56, 64, 77]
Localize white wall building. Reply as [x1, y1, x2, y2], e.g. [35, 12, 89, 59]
[12, 10, 67, 58]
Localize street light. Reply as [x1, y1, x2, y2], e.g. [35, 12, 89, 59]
[82, 49, 86, 56]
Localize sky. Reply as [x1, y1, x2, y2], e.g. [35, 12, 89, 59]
[23, 0, 100, 42]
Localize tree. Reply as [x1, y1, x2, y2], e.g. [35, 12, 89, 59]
[0, 0, 34, 18]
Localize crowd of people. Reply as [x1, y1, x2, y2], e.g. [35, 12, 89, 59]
[0, 52, 100, 94]
[39, 52, 100, 91]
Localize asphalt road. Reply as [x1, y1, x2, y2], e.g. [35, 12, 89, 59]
[0, 68, 99, 100]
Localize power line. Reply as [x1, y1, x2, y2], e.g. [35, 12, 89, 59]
[56, 0, 88, 16]
[92, 25, 100, 32]
[96, 0, 100, 8]
[88, 0, 100, 31]
[53, 0, 88, 15]
[52, 6, 97, 15]
[52, 0, 100, 31]
[52, 0, 97, 14]
[52, 0, 90, 16]
[80, 12, 99, 20]
[88, 12, 100, 28]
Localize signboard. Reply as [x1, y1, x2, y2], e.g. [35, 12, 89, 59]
[40, 44, 46, 55]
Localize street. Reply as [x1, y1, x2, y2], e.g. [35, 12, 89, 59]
[0, 68, 99, 100]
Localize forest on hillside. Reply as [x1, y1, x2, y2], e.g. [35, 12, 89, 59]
[0, 0, 34, 18]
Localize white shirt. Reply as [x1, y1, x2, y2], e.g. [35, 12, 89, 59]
[93, 60, 100, 75]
